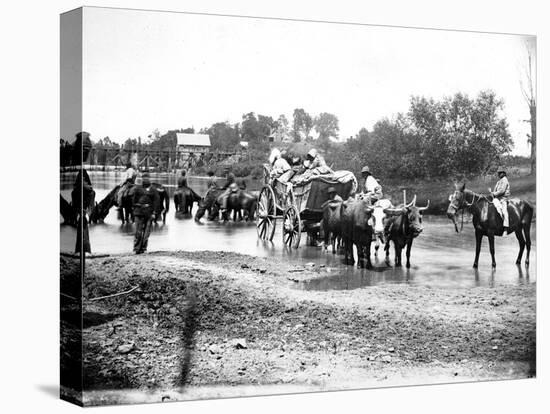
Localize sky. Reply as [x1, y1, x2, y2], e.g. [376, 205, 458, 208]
[78, 7, 536, 155]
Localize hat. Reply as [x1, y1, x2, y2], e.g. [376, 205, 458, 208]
[497, 166, 506, 173]
[307, 148, 318, 159]
[230, 182, 239, 192]
[361, 166, 370, 174]
[327, 186, 337, 194]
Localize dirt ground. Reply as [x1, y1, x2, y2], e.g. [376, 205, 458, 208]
[61, 250, 536, 406]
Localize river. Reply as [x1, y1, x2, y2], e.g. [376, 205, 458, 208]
[60, 171, 536, 290]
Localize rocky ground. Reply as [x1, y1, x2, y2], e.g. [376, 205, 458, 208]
[60, 251, 536, 406]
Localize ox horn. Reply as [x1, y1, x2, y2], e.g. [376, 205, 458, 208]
[417, 200, 430, 211]
[405, 194, 417, 208]
[383, 207, 406, 216]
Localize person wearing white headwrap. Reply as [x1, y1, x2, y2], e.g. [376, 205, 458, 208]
[269, 148, 292, 182]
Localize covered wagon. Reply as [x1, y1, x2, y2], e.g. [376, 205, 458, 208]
[257, 165, 358, 248]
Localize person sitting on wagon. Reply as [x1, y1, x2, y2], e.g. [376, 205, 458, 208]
[268, 148, 292, 183]
[306, 148, 333, 175]
[361, 165, 383, 204]
[491, 166, 511, 232]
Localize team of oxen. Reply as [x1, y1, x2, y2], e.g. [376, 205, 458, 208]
[321, 194, 429, 269]
[82, 180, 533, 270]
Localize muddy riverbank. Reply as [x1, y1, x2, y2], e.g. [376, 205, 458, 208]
[65, 250, 536, 405]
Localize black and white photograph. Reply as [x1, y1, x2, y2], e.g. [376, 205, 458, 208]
[55, 3, 539, 408]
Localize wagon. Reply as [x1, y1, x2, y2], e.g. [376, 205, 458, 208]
[256, 164, 358, 248]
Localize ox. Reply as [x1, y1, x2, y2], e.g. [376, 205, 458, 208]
[383, 195, 429, 268]
[369, 199, 393, 256]
[322, 200, 343, 254]
[341, 198, 375, 268]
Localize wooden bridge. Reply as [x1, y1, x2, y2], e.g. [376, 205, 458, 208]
[76, 146, 242, 172]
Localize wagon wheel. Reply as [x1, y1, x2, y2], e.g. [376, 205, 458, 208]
[283, 205, 302, 248]
[257, 186, 276, 241]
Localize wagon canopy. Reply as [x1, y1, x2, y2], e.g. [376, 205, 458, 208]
[273, 170, 357, 213]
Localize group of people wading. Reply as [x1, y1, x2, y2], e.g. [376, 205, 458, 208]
[64, 131, 522, 266]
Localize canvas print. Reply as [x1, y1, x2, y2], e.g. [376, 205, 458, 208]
[60, 7, 537, 406]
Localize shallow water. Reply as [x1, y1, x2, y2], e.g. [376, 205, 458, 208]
[61, 171, 536, 290]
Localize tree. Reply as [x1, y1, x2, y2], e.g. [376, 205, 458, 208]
[408, 91, 512, 178]
[314, 112, 339, 151]
[206, 122, 240, 151]
[292, 108, 313, 142]
[273, 114, 291, 142]
[520, 39, 536, 174]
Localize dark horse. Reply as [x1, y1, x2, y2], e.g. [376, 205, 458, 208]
[447, 183, 533, 268]
[194, 188, 257, 223]
[174, 186, 202, 216]
[90, 183, 170, 224]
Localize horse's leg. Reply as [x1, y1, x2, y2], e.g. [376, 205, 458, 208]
[488, 233, 496, 268]
[473, 229, 482, 268]
[405, 238, 413, 268]
[523, 223, 532, 267]
[515, 228, 526, 265]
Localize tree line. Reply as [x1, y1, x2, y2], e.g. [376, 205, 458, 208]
[61, 90, 521, 179]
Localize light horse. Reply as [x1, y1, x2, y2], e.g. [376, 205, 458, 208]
[447, 183, 533, 268]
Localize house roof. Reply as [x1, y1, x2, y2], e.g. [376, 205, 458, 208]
[176, 133, 211, 147]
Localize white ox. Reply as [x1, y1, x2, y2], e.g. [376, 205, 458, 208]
[369, 199, 394, 256]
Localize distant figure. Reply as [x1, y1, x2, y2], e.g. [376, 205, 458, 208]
[220, 171, 236, 212]
[206, 170, 217, 191]
[238, 179, 247, 190]
[491, 166, 511, 231]
[132, 173, 160, 254]
[361, 165, 382, 204]
[117, 162, 137, 208]
[177, 169, 188, 188]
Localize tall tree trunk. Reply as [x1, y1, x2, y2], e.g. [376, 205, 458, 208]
[530, 102, 536, 175]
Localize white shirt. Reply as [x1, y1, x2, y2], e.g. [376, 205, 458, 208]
[364, 175, 380, 193]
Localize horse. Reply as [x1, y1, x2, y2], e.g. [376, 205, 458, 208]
[89, 185, 119, 224]
[174, 186, 202, 216]
[447, 182, 533, 268]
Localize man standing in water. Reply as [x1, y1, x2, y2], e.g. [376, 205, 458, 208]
[132, 173, 160, 254]
[491, 166, 511, 233]
[71, 131, 95, 255]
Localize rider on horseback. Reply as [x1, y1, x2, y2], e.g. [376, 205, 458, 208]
[117, 162, 137, 209]
[491, 166, 510, 232]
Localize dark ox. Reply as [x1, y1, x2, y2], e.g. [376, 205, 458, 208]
[341, 198, 375, 268]
[447, 183, 533, 268]
[321, 200, 343, 254]
[383, 195, 429, 268]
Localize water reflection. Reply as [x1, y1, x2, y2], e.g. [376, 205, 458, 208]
[60, 172, 536, 290]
